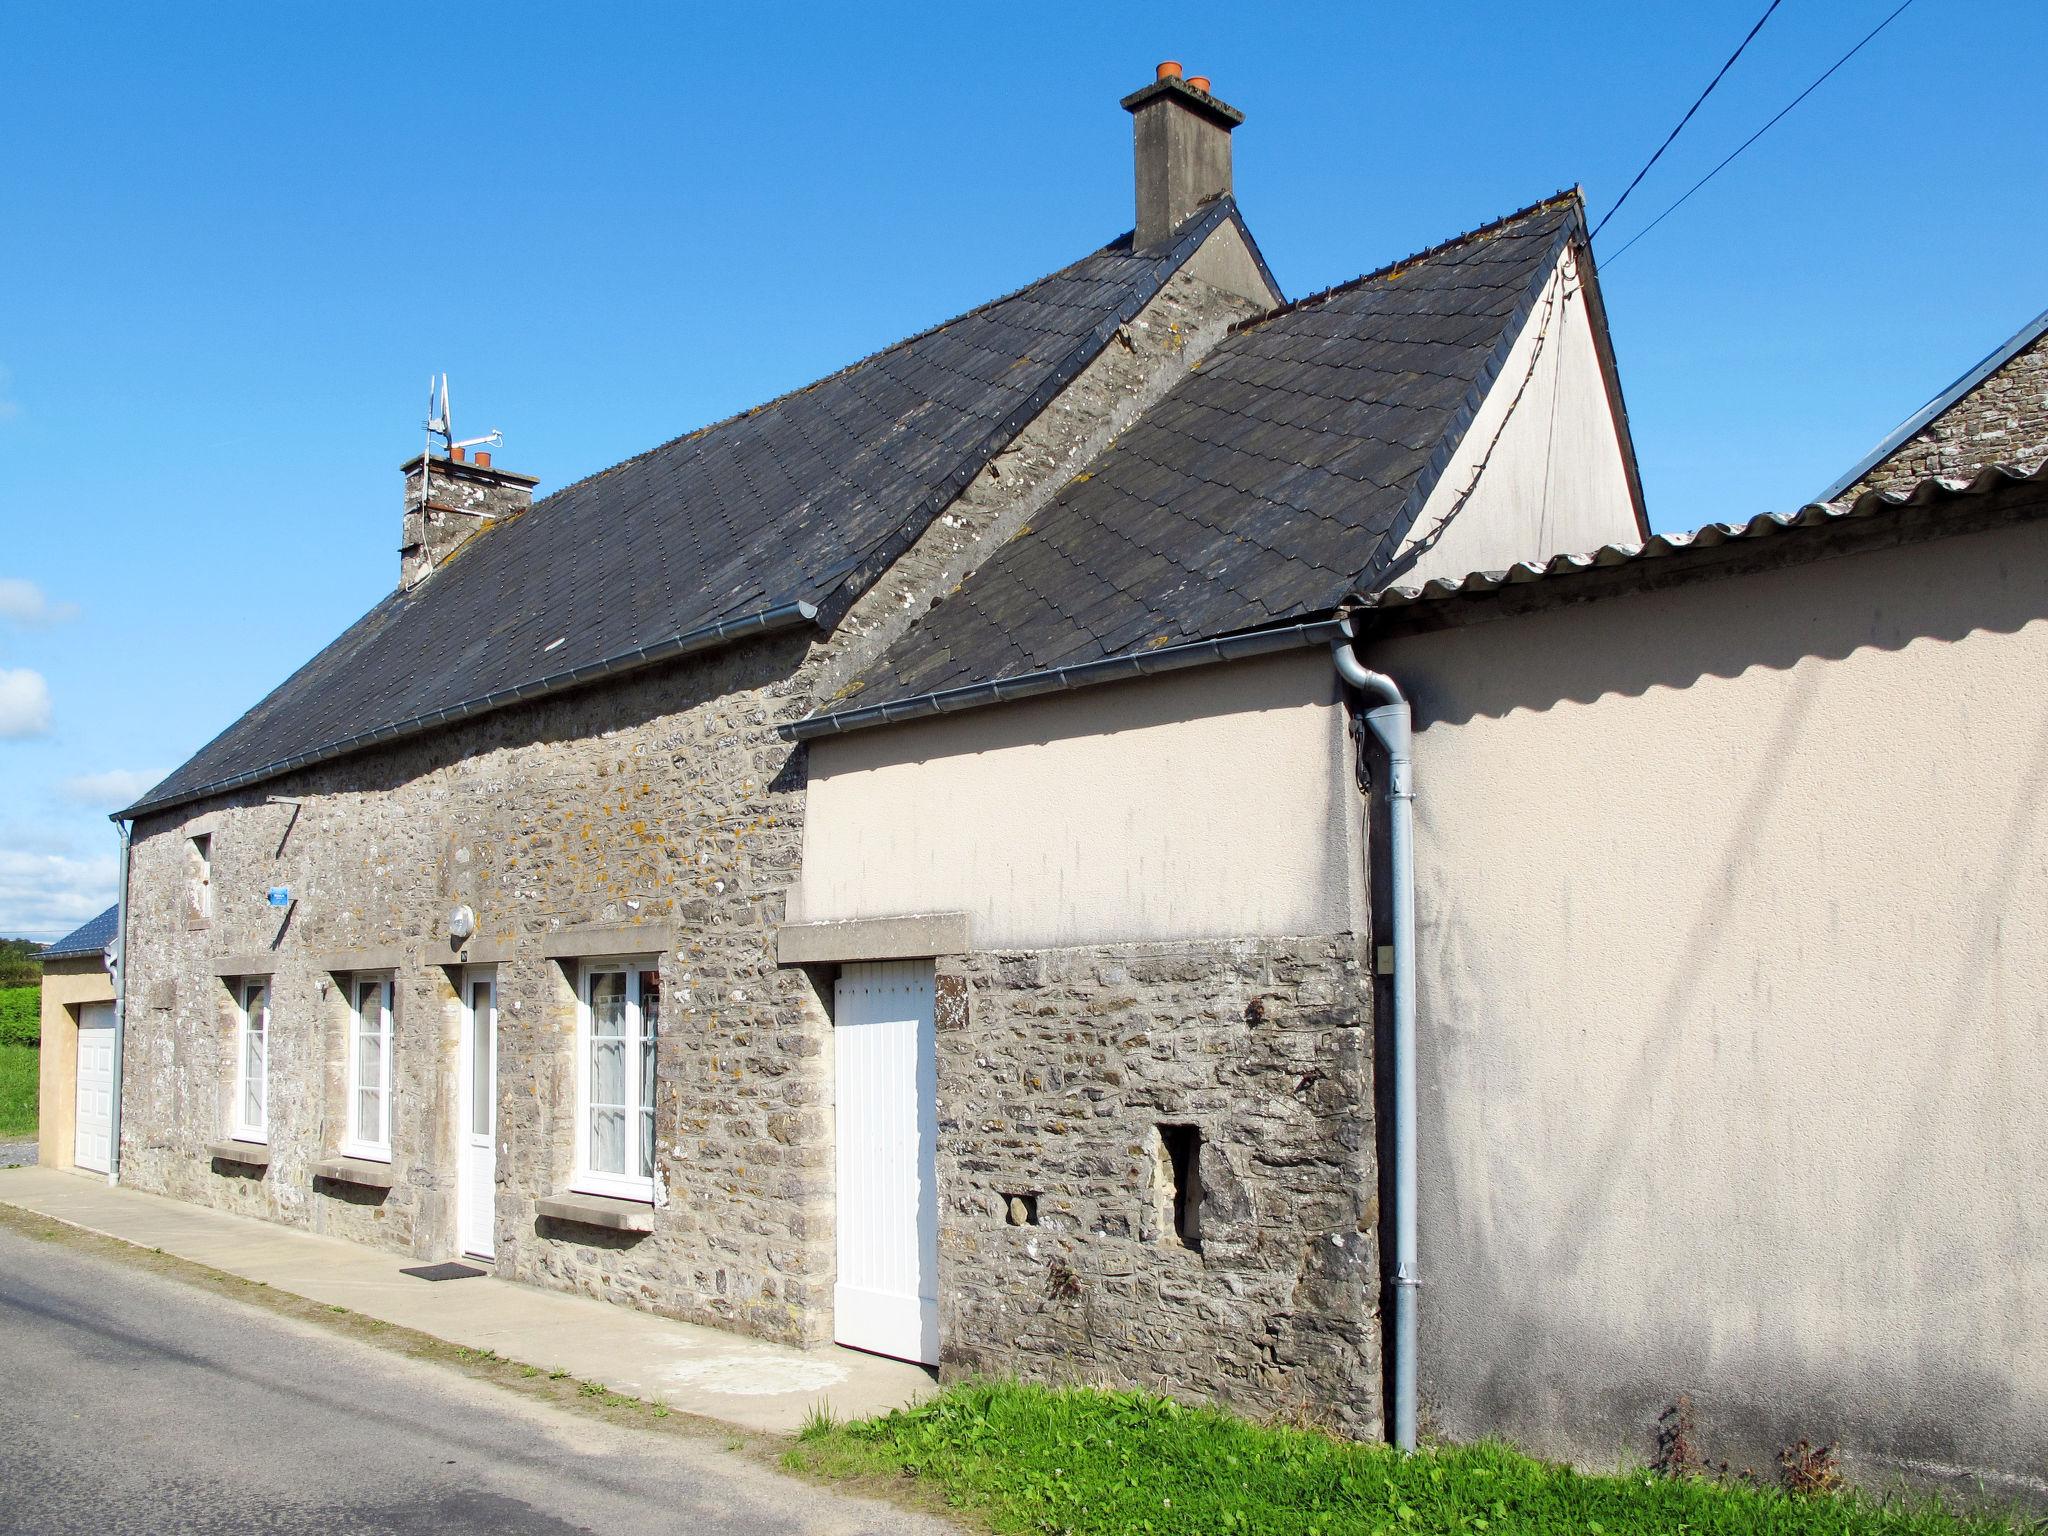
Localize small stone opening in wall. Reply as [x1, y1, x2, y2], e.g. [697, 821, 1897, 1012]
[1004, 1192, 1039, 1226]
[1156, 1123, 1203, 1252]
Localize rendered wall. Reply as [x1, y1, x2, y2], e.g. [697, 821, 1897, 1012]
[36, 958, 114, 1170]
[1391, 245, 1641, 586]
[797, 648, 1360, 950]
[1365, 516, 2048, 1499]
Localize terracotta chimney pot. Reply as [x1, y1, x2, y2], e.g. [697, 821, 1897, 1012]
[451, 445, 467, 462]
[1186, 75, 1211, 94]
[474, 450, 493, 469]
[1155, 60, 1183, 81]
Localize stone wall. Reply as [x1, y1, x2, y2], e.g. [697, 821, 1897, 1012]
[934, 937, 1381, 1434]
[1840, 328, 2048, 500]
[116, 257, 1267, 1352]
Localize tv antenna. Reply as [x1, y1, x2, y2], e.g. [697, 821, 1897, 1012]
[419, 374, 503, 514]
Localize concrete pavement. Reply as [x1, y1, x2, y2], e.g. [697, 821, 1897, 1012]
[0, 1222, 949, 1535]
[0, 1165, 932, 1435]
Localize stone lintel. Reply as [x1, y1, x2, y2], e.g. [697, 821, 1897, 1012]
[445, 936, 519, 966]
[536, 1192, 655, 1233]
[212, 955, 278, 978]
[315, 946, 409, 975]
[776, 911, 971, 966]
[539, 924, 670, 961]
[207, 1139, 270, 1168]
[313, 1155, 396, 1190]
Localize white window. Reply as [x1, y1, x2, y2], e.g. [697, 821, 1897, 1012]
[574, 962, 660, 1201]
[344, 975, 394, 1162]
[232, 979, 268, 1142]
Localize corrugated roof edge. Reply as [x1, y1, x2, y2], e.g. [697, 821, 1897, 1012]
[1354, 458, 2048, 614]
[787, 460, 2048, 742]
[1814, 306, 2048, 504]
[117, 601, 822, 822]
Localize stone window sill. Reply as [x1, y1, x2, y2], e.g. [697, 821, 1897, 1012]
[536, 1191, 655, 1234]
[313, 1156, 396, 1190]
[207, 1139, 270, 1169]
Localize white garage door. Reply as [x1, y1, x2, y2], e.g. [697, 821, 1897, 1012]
[74, 1002, 116, 1174]
[833, 961, 939, 1365]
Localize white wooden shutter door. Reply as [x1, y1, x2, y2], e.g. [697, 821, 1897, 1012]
[833, 960, 939, 1364]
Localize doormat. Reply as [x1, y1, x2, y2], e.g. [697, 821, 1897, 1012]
[399, 1261, 488, 1282]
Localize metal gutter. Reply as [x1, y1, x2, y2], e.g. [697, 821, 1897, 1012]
[786, 616, 1345, 741]
[122, 601, 822, 821]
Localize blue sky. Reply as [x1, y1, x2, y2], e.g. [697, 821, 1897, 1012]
[1, 1, 2041, 938]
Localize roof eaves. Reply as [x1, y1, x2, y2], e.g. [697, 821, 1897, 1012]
[807, 196, 1245, 632]
[118, 600, 824, 822]
[786, 614, 1344, 741]
[1815, 306, 2048, 504]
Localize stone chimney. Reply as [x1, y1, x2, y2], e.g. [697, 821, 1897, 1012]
[1121, 62, 1244, 250]
[399, 447, 538, 592]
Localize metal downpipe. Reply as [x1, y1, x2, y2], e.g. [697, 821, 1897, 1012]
[108, 818, 132, 1186]
[1331, 616, 1419, 1452]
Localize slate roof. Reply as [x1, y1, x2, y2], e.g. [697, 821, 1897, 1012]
[1815, 305, 2048, 503]
[805, 194, 1610, 729]
[128, 199, 1267, 818]
[43, 904, 118, 960]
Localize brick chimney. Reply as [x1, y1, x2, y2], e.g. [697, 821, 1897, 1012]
[1121, 62, 1244, 250]
[399, 448, 538, 592]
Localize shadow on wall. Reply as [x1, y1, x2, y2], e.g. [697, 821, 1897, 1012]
[1386, 512, 2048, 730]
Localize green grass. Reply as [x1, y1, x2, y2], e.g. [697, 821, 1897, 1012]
[0, 1042, 36, 1139]
[784, 1381, 2019, 1536]
[0, 985, 37, 1047]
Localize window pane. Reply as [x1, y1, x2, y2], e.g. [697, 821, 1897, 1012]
[469, 983, 492, 1138]
[590, 1107, 626, 1175]
[638, 971, 660, 1039]
[639, 1035, 656, 1124]
[589, 972, 626, 1037]
[591, 1036, 625, 1107]
[638, 1107, 655, 1179]
[356, 1086, 381, 1143]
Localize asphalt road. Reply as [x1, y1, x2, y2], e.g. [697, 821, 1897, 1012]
[0, 1224, 947, 1535]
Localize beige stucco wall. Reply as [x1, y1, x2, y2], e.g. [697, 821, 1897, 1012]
[37, 957, 115, 1170]
[796, 648, 1361, 949]
[1393, 246, 1640, 586]
[1365, 516, 2048, 1498]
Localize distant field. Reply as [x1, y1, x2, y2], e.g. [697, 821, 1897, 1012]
[0, 1043, 35, 1139]
[0, 984, 37, 1047]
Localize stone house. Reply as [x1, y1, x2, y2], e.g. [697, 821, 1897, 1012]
[110, 66, 1645, 1436]
[1820, 303, 2048, 501]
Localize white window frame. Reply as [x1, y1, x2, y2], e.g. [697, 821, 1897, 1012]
[231, 978, 269, 1143]
[572, 959, 659, 1203]
[343, 974, 394, 1163]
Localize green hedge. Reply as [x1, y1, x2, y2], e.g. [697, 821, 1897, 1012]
[0, 985, 39, 1047]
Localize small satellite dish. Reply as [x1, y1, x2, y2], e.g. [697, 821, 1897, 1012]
[448, 904, 476, 941]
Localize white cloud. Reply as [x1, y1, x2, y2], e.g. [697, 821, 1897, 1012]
[60, 768, 164, 809]
[0, 668, 52, 738]
[0, 847, 117, 942]
[0, 578, 78, 627]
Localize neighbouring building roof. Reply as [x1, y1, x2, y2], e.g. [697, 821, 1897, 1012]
[802, 193, 1610, 731]
[43, 904, 118, 961]
[126, 200, 1271, 819]
[1815, 306, 2048, 503]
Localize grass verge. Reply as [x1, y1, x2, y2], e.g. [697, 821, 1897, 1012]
[783, 1379, 2023, 1536]
[0, 1042, 36, 1139]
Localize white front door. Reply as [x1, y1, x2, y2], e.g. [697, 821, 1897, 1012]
[73, 1002, 115, 1174]
[833, 960, 939, 1365]
[458, 974, 497, 1261]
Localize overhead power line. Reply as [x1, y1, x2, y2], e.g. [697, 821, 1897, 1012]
[1590, 0, 1786, 241]
[1602, 0, 1921, 263]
